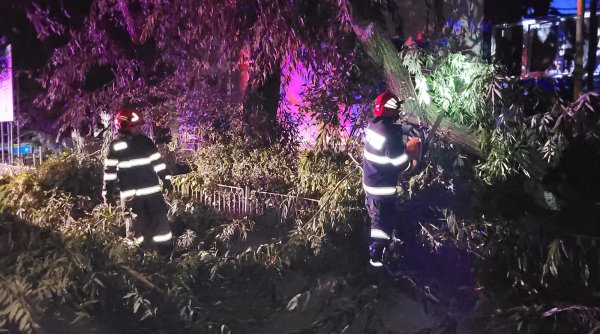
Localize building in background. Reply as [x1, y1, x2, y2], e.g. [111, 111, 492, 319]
[491, 1, 600, 80]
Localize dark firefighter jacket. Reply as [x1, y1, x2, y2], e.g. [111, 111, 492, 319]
[102, 133, 170, 199]
[362, 117, 410, 197]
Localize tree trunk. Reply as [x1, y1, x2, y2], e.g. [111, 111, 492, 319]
[587, 0, 598, 90]
[242, 63, 282, 147]
[349, 20, 481, 157]
[574, 0, 585, 98]
[433, 0, 445, 36]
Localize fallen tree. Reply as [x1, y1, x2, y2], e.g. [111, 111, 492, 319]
[353, 24, 480, 155]
[339, 1, 482, 156]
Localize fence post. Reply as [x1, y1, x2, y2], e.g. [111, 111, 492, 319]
[1, 123, 4, 164]
[244, 186, 250, 214]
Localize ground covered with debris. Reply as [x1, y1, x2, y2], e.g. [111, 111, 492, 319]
[1, 142, 600, 334]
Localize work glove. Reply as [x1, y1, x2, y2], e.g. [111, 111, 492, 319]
[405, 137, 421, 166]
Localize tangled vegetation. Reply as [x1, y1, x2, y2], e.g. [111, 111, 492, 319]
[176, 139, 297, 193]
[401, 47, 600, 189]
[1, 0, 599, 332]
[2, 124, 600, 334]
[0, 150, 389, 334]
[2, 18, 600, 331]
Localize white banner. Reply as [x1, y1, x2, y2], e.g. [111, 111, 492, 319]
[0, 45, 14, 122]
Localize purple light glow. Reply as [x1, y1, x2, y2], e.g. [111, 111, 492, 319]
[280, 61, 354, 146]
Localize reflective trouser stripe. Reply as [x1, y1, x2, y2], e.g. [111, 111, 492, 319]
[105, 159, 119, 166]
[136, 185, 162, 196]
[389, 153, 409, 166]
[121, 185, 162, 198]
[363, 184, 396, 196]
[371, 229, 391, 240]
[121, 189, 137, 198]
[370, 259, 383, 267]
[153, 232, 172, 243]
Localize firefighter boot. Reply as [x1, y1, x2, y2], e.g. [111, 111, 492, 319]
[369, 240, 387, 268]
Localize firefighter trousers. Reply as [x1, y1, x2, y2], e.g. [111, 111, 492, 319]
[122, 193, 172, 247]
[365, 195, 399, 239]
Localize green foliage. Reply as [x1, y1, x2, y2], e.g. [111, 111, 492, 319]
[477, 88, 599, 184]
[502, 304, 600, 334]
[0, 218, 91, 334]
[173, 143, 365, 256]
[402, 47, 493, 117]
[3, 117, 600, 333]
[34, 151, 103, 197]
[292, 149, 363, 249]
[415, 202, 600, 334]
[476, 125, 540, 184]
[401, 137, 473, 199]
[0, 151, 352, 333]
[0, 277, 39, 334]
[29, 0, 360, 144]
[401, 49, 504, 178]
[427, 53, 497, 128]
[216, 217, 255, 245]
[178, 139, 297, 193]
[168, 195, 228, 237]
[0, 151, 103, 228]
[401, 47, 600, 185]
[298, 45, 380, 151]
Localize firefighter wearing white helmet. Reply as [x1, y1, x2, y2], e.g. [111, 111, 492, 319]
[102, 108, 173, 257]
[363, 92, 421, 268]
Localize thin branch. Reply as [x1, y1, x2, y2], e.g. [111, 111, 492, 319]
[120, 265, 166, 296]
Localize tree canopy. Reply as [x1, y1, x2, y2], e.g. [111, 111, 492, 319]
[21, 0, 380, 145]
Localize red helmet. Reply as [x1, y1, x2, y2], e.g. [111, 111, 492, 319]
[114, 108, 143, 131]
[374, 92, 403, 117]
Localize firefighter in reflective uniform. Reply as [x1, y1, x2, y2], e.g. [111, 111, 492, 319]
[363, 92, 421, 268]
[102, 108, 173, 256]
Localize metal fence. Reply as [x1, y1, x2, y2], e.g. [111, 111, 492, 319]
[175, 182, 319, 221]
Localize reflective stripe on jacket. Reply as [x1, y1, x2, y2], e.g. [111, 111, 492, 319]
[362, 117, 410, 196]
[103, 133, 170, 198]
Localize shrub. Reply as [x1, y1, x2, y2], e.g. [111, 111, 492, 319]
[179, 139, 297, 193]
[291, 148, 364, 250]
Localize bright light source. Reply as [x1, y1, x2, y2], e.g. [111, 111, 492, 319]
[421, 93, 432, 105]
[415, 76, 431, 105]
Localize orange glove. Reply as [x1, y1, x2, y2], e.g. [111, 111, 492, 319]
[405, 137, 421, 165]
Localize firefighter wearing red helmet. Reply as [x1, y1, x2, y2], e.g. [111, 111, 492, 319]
[102, 108, 173, 257]
[363, 92, 420, 268]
